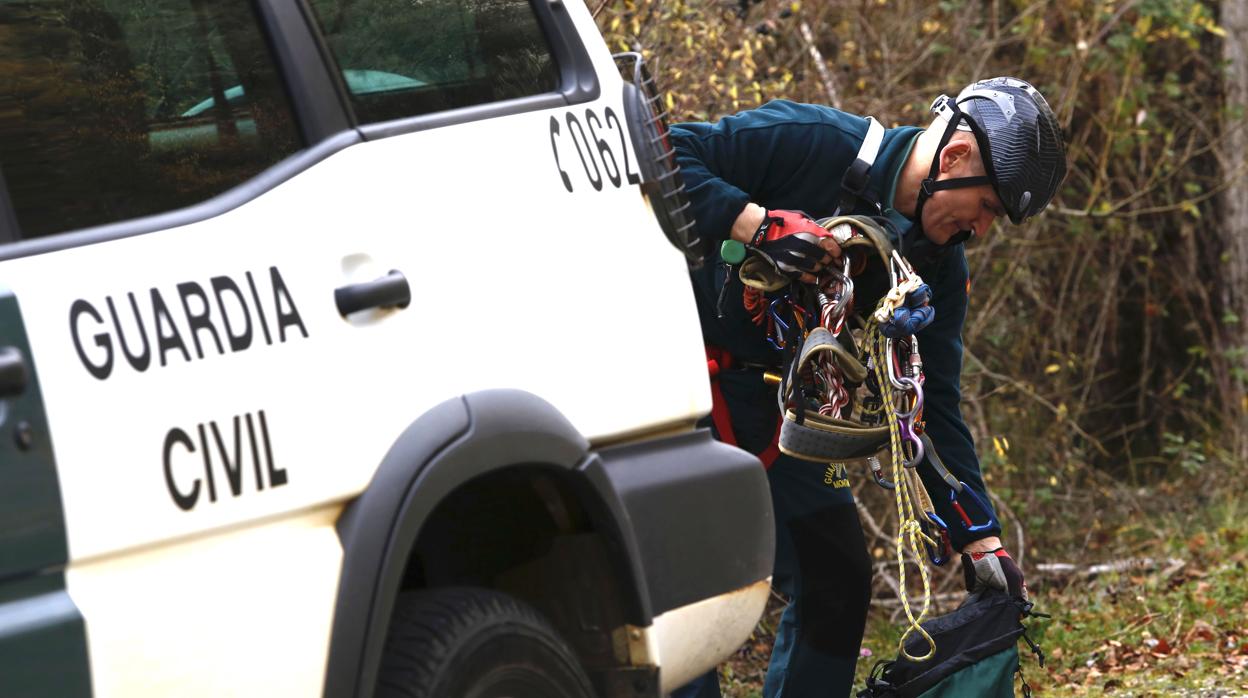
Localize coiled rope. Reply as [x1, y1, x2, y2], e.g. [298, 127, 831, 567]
[868, 322, 937, 661]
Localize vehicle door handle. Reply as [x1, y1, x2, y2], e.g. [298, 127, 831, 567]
[0, 346, 27, 397]
[335, 270, 411, 316]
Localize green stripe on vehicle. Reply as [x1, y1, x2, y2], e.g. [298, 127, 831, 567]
[0, 288, 92, 696]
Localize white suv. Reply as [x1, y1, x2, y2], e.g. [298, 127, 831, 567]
[0, 1, 774, 696]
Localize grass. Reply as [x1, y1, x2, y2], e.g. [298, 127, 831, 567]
[714, 489, 1248, 697]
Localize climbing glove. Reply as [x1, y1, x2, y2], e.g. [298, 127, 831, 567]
[749, 209, 839, 277]
[961, 547, 1028, 602]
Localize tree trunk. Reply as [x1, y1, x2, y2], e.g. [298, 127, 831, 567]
[1221, 0, 1248, 462]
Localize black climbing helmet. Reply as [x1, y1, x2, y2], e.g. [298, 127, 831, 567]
[919, 77, 1068, 227]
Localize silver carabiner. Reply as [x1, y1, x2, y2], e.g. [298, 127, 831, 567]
[884, 339, 910, 390]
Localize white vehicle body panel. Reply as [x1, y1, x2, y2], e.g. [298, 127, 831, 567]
[6, 96, 707, 563]
[0, 1, 763, 695]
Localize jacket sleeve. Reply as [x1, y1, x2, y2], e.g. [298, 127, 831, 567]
[669, 101, 847, 242]
[670, 124, 753, 242]
[914, 248, 1002, 552]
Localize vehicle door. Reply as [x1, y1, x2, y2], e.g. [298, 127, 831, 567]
[299, 0, 711, 441]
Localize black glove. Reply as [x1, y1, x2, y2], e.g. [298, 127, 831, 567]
[961, 547, 1028, 602]
[749, 209, 839, 277]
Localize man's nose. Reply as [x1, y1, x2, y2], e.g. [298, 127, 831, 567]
[975, 210, 997, 236]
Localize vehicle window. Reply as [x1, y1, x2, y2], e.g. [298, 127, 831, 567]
[308, 0, 559, 124]
[0, 0, 301, 239]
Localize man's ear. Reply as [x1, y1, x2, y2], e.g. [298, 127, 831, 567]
[939, 139, 973, 174]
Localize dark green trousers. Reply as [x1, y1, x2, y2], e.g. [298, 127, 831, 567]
[676, 366, 873, 698]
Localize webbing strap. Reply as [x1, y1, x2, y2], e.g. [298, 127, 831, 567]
[706, 347, 784, 469]
[778, 411, 891, 462]
[707, 356, 738, 448]
[837, 117, 886, 215]
[921, 175, 992, 194]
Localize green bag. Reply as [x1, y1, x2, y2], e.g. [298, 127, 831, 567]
[858, 589, 1045, 698]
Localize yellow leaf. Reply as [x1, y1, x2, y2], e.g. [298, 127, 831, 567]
[611, 16, 620, 30]
[1045, 363, 1061, 374]
[1049, 475, 1058, 486]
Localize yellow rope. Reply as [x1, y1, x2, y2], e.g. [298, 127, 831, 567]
[868, 323, 937, 662]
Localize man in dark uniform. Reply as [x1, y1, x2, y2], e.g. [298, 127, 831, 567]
[670, 77, 1067, 697]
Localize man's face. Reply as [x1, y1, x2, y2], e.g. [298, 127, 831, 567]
[920, 147, 1007, 245]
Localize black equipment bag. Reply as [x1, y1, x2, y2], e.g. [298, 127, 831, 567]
[858, 589, 1044, 698]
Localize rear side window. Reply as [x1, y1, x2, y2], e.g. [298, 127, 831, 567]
[0, 0, 301, 239]
[308, 0, 559, 124]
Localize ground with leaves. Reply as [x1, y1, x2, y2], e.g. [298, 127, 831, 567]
[708, 489, 1248, 697]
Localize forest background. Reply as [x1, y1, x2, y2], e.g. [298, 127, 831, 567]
[595, 0, 1248, 694]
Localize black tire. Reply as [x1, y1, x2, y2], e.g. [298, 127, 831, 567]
[375, 587, 595, 698]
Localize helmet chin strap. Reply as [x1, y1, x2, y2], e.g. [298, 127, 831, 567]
[945, 229, 973, 245]
[915, 97, 992, 248]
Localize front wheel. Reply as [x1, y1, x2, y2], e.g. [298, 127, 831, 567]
[375, 587, 595, 698]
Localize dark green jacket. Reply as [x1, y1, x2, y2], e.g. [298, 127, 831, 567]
[672, 100, 1000, 550]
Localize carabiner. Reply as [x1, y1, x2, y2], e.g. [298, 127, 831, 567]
[868, 455, 895, 490]
[891, 250, 916, 282]
[767, 297, 791, 350]
[922, 511, 952, 566]
[884, 339, 908, 390]
[949, 483, 1000, 534]
[894, 376, 924, 420]
[898, 418, 926, 468]
[768, 297, 791, 331]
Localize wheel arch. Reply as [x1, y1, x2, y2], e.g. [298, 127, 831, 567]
[322, 389, 646, 698]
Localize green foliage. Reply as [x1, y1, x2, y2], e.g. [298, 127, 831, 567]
[1161, 432, 1208, 475]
